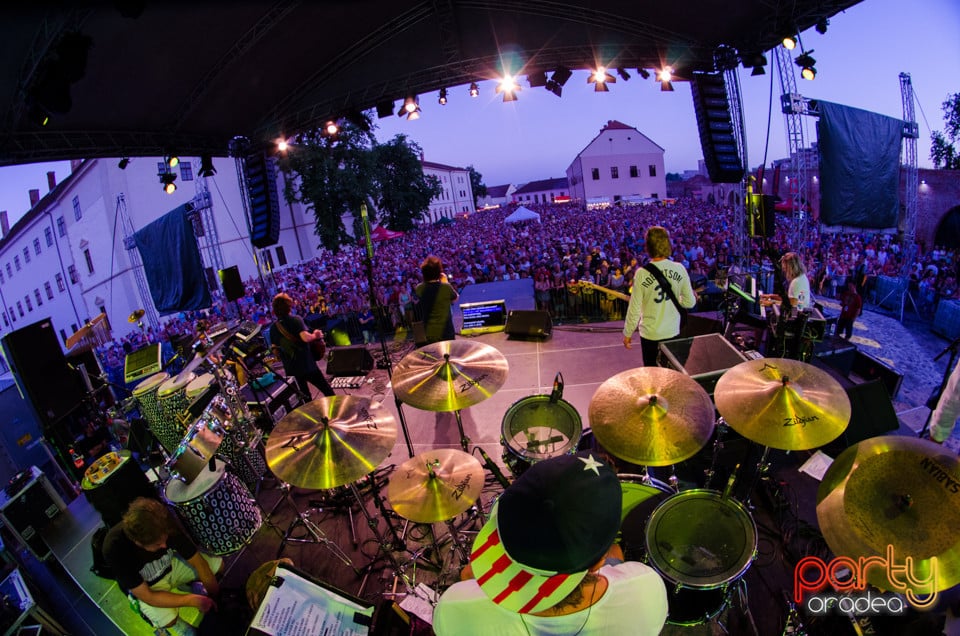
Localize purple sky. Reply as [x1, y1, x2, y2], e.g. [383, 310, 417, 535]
[1, 0, 958, 224]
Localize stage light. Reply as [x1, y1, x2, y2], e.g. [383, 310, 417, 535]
[199, 155, 216, 177]
[277, 139, 289, 152]
[795, 51, 817, 80]
[617, 68, 631, 81]
[166, 154, 179, 168]
[118, 157, 130, 170]
[551, 66, 572, 87]
[376, 100, 395, 118]
[469, 82, 479, 98]
[658, 67, 674, 91]
[638, 68, 651, 79]
[398, 95, 421, 120]
[324, 120, 339, 136]
[160, 172, 177, 194]
[527, 70, 547, 88]
[589, 66, 616, 92]
[745, 53, 767, 76]
[782, 35, 797, 50]
[545, 79, 562, 97]
[496, 74, 520, 102]
[815, 18, 829, 34]
[438, 88, 447, 105]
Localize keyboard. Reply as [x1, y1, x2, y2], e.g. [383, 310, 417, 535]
[331, 375, 366, 389]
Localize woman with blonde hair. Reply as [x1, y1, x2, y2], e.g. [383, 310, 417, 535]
[780, 252, 812, 310]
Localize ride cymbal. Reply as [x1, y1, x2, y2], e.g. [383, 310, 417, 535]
[388, 448, 484, 523]
[714, 358, 850, 450]
[816, 435, 960, 593]
[588, 367, 715, 466]
[266, 396, 397, 490]
[128, 308, 145, 323]
[393, 340, 508, 412]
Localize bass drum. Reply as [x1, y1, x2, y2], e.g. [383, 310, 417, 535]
[500, 395, 582, 477]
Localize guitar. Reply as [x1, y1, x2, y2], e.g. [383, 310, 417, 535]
[310, 334, 327, 360]
[576, 279, 709, 302]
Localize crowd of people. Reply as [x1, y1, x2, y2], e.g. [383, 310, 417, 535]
[93, 197, 960, 384]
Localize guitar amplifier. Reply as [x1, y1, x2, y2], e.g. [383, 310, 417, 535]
[243, 379, 301, 428]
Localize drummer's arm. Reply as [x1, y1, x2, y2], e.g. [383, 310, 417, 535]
[188, 552, 220, 598]
[129, 581, 215, 612]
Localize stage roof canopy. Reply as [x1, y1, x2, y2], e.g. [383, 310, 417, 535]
[0, 1, 860, 166]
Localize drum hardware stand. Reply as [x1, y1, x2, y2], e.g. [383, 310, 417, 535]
[354, 474, 422, 598]
[743, 447, 773, 509]
[274, 480, 357, 571]
[704, 417, 729, 489]
[453, 409, 470, 453]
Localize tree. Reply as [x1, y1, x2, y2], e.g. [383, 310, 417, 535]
[930, 93, 960, 170]
[467, 165, 487, 207]
[371, 134, 442, 231]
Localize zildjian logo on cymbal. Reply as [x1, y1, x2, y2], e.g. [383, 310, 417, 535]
[452, 474, 472, 499]
[783, 414, 818, 427]
[459, 373, 488, 393]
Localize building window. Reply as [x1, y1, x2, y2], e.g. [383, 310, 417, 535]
[57, 216, 66, 236]
[14, 256, 20, 271]
[649, 164, 657, 177]
[44, 282, 53, 299]
[23, 247, 30, 264]
[16, 302, 23, 317]
[2, 312, 7, 327]
[68, 264, 79, 284]
[45, 227, 53, 246]
[5, 263, 11, 278]
[591, 168, 600, 180]
[83, 248, 94, 274]
[33, 238, 41, 255]
[276, 246, 287, 267]
[24, 295, 32, 312]
[73, 195, 82, 220]
[56, 273, 65, 291]
[34, 289, 42, 306]
[180, 161, 194, 181]
[611, 166, 619, 179]
[0, 271, 3, 284]
[629, 165, 639, 178]
[262, 250, 274, 270]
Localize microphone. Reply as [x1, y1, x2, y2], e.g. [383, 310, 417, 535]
[477, 447, 511, 490]
[549, 372, 564, 404]
[360, 204, 374, 261]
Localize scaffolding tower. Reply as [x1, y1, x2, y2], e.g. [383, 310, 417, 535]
[774, 46, 812, 253]
[118, 193, 160, 330]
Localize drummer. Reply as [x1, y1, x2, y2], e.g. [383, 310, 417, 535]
[433, 452, 668, 635]
[103, 497, 222, 636]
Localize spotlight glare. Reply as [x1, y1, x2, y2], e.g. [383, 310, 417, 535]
[782, 35, 797, 50]
[324, 120, 339, 136]
[277, 139, 289, 152]
[469, 82, 479, 97]
[160, 171, 177, 194]
[166, 154, 179, 168]
[658, 67, 673, 82]
[801, 66, 817, 80]
[496, 74, 521, 101]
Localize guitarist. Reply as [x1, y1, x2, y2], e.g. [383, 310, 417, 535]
[269, 292, 334, 399]
[622, 226, 698, 367]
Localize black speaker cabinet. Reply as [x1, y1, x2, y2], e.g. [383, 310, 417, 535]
[850, 350, 903, 399]
[691, 71, 744, 184]
[326, 346, 375, 377]
[504, 310, 552, 339]
[836, 379, 900, 449]
[0, 468, 66, 560]
[218, 265, 245, 301]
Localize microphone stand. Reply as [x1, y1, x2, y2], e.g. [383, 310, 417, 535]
[361, 205, 415, 457]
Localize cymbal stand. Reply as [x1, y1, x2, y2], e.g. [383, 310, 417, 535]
[743, 446, 772, 508]
[275, 480, 357, 571]
[703, 417, 729, 490]
[453, 410, 470, 452]
[353, 474, 419, 597]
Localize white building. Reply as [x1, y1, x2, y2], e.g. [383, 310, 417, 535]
[510, 178, 569, 205]
[477, 184, 516, 209]
[566, 120, 667, 204]
[421, 160, 476, 221]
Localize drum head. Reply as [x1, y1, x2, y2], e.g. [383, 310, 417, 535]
[186, 373, 216, 399]
[619, 477, 673, 561]
[158, 372, 195, 398]
[133, 372, 169, 396]
[645, 490, 757, 589]
[165, 461, 226, 503]
[501, 395, 582, 463]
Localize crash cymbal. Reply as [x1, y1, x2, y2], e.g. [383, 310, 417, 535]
[393, 340, 508, 412]
[128, 308, 145, 323]
[388, 448, 484, 523]
[817, 435, 960, 593]
[713, 358, 851, 451]
[266, 396, 397, 490]
[588, 367, 715, 466]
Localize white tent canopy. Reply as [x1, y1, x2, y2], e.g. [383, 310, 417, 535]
[504, 206, 541, 224]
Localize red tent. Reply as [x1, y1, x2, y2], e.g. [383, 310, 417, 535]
[369, 226, 405, 241]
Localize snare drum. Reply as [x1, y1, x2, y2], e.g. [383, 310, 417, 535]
[132, 372, 169, 433]
[164, 462, 262, 555]
[501, 395, 582, 477]
[644, 489, 757, 626]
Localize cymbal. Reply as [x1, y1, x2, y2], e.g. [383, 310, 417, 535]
[387, 448, 484, 523]
[588, 367, 715, 466]
[817, 435, 960, 593]
[392, 340, 508, 412]
[266, 396, 398, 489]
[128, 308, 145, 323]
[713, 358, 851, 450]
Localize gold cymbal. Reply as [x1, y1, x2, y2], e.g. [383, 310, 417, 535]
[816, 435, 960, 593]
[388, 448, 484, 523]
[266, 396, 397, 490]
[128, 308, 145, 323]
[392, 340, 508, 412]
[713, 358, 851, 450]
[588, 367, 715, 466]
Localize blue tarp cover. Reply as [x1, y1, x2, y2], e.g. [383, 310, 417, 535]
[134, 205, 211, 314]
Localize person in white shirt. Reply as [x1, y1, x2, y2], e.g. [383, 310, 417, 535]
[780, 251, 812, 311]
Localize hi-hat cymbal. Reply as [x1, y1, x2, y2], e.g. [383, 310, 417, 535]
[588, 367, 716, 466]
[393, 340, 508, 412]
[128, 308, 145, 323]
[266, 396, 398, 490]
[714, 358, 851, 450]
[388, 448, 484, 523]
[817, 435, 960, 593]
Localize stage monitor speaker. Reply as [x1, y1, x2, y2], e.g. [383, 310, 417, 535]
[219, 265, 245, 301]
[1, 319, 83, 424]
[835, 379, 900, 449]
[504, 310, 552, 339]
[679, 313, 723, 338]
[243, 151, 281, 248]
[691, 71, 744, 184]
[850, 350, 903, 399]
[326, 346, 375, 376]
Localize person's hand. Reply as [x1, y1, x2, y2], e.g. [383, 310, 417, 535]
[190, 594, 217, 613]
[623, 336, 632, 349]
[440, 272, 449, 283]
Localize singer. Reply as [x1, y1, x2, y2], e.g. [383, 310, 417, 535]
[415, 255, 458, 345]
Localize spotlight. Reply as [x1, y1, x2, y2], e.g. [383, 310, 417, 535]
[160, 172, 177, 194]
[551, 66, 572, 87]
[469, 82, 479, 98]
[815, 18, 829, 34]
[277, 139, 289, 152]
[745, 53, 767, 76]
[376, 100, 395, 118]
[438, 88, 448, 105]
[616, 68, 631, 81]
[658, 67, 674, 92]
[782, 35, 797, 50]
[199, 155, 216, 177]
[118, 157, 130, 170]
[324, 120, 339, 136]
[496, 74, 520, 102]
[589, 66, 616, 92]
[398, 95, 421, 120]
[545, 79, 562, 97]
[638, 68, 651, 80]
[527, 70, 547, 88]
[166, 154, 179, 168]
[795, 51, 817, 80]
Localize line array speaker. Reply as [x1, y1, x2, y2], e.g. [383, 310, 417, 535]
[691, 71, 744, 184]
[243, 151, 281, 249]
